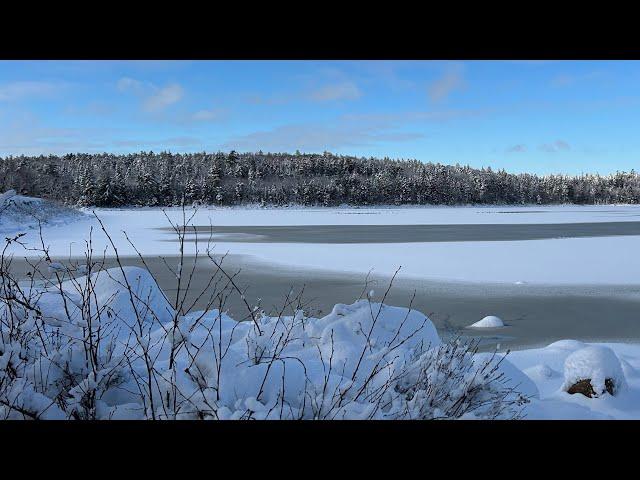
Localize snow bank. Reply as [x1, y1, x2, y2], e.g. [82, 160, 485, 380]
[468, 315, 504, 328]
[0, 266, 535, 420]
[505, 340, 640, 419]
[5, 262, 640, 419]
[70, 266, 175, 332]
[561, 346, 627, 396]
[0, 190, 84, 234]
[474, 352, 539, 400]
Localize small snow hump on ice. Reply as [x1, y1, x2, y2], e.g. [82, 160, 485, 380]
[468, 315, 504, 328]
[562, 345, 627, 397]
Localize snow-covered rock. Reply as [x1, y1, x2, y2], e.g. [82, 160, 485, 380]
[562, 346, 627, 397]
[468, 315, 504, 328]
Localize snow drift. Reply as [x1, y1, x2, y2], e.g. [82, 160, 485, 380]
[0, 190, 84, 234]
[0, 265, 531, 420]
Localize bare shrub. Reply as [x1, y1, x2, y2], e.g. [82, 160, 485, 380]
[0, 207, 530, 420]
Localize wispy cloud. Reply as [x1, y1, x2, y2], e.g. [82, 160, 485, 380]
[223, 105, 492, 152]
[64, 101, 116, 117]
[190, 108, 226, 122]
[342, 107, 488, 124]
[506, 144, 527, 153]
[246, 81, 362, 106]
[245, 93, 291, 106]
[223, 121, 424, 152]
[143, 84, 184, 112]
[117, 77, 184, 113]
[353, 61, 418, 91]
[0, 81, 63, 102]
[113, 136, 201, 148]
[428, 64, 464, 103]
[0, 112, 205, 156]
[117, 77, 145, 93]
[308, 81, 362, 102]
[539, 140, 571, 152]
[0, 115, 109, 155]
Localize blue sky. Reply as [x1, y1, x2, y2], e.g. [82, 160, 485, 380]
[0, 60, 639, 175]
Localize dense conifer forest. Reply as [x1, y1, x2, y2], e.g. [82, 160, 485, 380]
[2, 150, 639, 207]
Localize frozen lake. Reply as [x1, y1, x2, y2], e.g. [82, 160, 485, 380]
[6, 204, 640, 350]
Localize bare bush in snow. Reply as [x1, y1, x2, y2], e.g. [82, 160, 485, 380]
[0, 207, 530, 419]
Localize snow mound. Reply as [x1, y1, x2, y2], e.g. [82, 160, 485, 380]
[0, 264, 540, 419]
[474, 353, 539, 400]
[0, 190, 84, 234]
[562, 346, 627, 396]
[547, 339, 587, 351]
[523, 364, 560, 381]
[64, 266, 175, 333]
[469, 315, 504, 328]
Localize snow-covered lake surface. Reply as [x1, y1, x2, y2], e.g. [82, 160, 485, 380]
[9, 204, 640, 286]
[90, 203, 640, 226]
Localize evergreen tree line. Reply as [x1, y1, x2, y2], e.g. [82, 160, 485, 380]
[1, 150, 639, 207]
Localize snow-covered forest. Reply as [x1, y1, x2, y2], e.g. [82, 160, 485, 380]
[2, 151, 640, 207]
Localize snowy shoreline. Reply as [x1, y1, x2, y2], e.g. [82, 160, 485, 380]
[1, 262, 638, 419]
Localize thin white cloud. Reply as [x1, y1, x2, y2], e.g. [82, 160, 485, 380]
[223, 122, 424, 152]
[507, 144, 527, 153]
[113, 136, 201, 148]
[0, 81, 62, 102]
[308, 81, 362, 102]
[116, 77, 145, 93]
[0, 113, 204, 156]
[539, 140, 571, 152]
[143, 84, 184, 112]
[117, 77, 184, 113]
[342, 108, 488, 124]
[428, 64, 464, 103]
[246, 81, 362, 106]
[191, 108, 225, 122]
[224, 105, 491, 152]
[0, 115, 108, 156]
